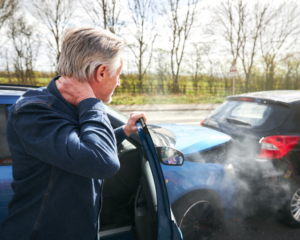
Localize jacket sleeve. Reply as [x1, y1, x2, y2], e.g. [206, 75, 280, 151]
[114, 126, 129, 146]
[13, 98, 121, 179]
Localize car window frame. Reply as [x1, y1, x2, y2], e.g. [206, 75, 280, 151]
[0, 104, 12, 166]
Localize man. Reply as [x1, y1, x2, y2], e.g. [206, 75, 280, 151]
[0, 27, 146, 240]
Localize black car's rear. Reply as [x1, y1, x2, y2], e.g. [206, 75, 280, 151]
[202, 91, 300, 227]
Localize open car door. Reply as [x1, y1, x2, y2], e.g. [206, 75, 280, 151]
[100, 109, 183, 240]
[135, 118, 182, 240]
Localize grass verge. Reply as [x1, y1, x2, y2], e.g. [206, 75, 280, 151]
[0, 78, 226, 104]
[108, 94, 226, 105]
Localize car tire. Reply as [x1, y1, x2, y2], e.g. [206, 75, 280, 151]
[172, 192, 222, 240]
[280, 180, 300, 228]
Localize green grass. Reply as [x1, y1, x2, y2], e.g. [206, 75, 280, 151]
[0, 77, 52, 86]
[0, 77, 226, 104]
[108, 94, 226, 105]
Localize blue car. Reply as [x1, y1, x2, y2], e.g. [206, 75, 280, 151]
[0, 85, 238, 240]
[147, 124, 238, 239]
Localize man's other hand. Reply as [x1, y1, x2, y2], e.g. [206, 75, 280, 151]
[123, 112, 147, 136]
[56, 76, 96, 107]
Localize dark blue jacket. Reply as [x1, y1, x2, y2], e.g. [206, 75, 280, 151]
[0, 77, 127, 240]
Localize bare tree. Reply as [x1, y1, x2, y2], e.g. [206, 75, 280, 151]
[219, 60, 232, 94]
[0, 0, 18, 50]
[0, 0, 17, 30]
[128, 0, 157, 92]
[30, 0, 74, 65]
[210, 0, 245, 62]
[166, 0, 200, 93]
[212, 0, 300, 92]
[204, 45, 219, 94]
[80, 0, 123, 34]
[210, 0, 280, 92]
[259, 0, 300, 90]
[186, 42, 208, 94]
[8, 16, 40, 85]
[283, 60, 294, 89]
[292, 58, 300, 90]
[155, 48, 170, 95]
[238, 1, 279, 92]
[279, 53, 300, 90]
[1, 48, 12, 83]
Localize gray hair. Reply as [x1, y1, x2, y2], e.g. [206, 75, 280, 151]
[56, 27, 127, 81]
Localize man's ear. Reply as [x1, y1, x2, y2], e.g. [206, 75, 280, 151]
[95, 65, 107, 83]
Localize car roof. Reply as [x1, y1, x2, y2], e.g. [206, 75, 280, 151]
[230, 90, 300, 102]
[227, 90, 300, 105]
[0, 85, 38, 96]
[0, 89, 26, 96]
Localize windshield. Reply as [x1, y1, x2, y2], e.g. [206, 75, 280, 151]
[104, 105, 175, 147]
[147, 125, 176, 148]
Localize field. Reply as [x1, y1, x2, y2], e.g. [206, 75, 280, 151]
[0, 77, 51, 86]
[109, 94, 226, 105]
[0, 77, 228, 104]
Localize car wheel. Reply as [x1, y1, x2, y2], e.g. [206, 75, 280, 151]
[281, 181, 300, 228]
[172, 193, 221, 240]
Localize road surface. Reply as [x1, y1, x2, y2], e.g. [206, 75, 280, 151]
[120, 109, 212, 125]
[114, 104, 216, 125]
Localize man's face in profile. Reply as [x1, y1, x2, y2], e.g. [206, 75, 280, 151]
[105, 59, 123, 103]
[91, 58, 123, 103]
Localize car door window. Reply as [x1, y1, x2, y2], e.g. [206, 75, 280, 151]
[0, 105, 11, 166]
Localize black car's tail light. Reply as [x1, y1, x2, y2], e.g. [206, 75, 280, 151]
[258, 136, 300, 159]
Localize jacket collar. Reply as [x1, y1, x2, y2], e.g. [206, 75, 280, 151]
[47, 76, 78, 114]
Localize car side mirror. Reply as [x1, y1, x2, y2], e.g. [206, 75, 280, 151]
[156, 146, 184, 166]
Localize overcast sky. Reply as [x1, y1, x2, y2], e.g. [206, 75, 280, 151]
[0, 0, 298, 75]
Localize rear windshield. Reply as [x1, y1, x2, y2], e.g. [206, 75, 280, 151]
[207, 100, 292, 130]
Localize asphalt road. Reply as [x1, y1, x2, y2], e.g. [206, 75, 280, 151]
[138, 110, 211, 125]
[211, 207, 300, 240]
[117, 106, 300, 240]
[117, 109, 213, 125]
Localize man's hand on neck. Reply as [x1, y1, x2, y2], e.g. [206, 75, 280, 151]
[56, 76, 96, 107]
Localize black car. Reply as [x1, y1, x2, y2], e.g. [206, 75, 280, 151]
[202, 90, 300, 227]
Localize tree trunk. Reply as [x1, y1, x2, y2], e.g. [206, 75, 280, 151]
[245, 73, 250, 93]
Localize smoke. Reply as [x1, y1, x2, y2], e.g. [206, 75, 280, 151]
[187, 137, 294, 219]
[226, 137, 294, 218]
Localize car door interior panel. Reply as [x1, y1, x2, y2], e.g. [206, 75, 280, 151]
[133, 156, 157, 240]
[100, 139, 158, 240]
